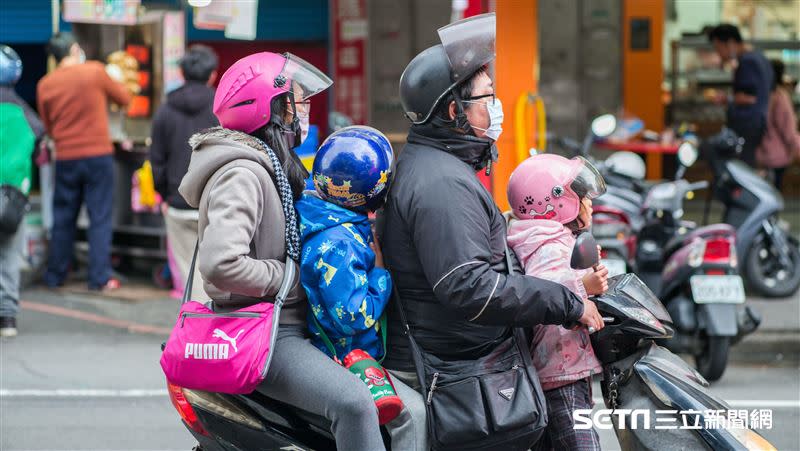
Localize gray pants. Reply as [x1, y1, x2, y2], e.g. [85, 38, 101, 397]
[0, 224, 25, 318]
[386, 369, 429, 451]
[164, 208, 207, 300]
[258, 325, 386, 451]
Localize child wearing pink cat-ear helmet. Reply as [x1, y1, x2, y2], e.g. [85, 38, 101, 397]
[506, 153, 609, 451]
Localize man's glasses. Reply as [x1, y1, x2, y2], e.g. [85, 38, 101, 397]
[462, 93, 496, 107]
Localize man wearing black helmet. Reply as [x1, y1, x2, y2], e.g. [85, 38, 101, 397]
[379, 13, 604, 448]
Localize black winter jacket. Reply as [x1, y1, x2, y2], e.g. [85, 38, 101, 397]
[150, 81, 218, 210]
[380, 124, 585, 372]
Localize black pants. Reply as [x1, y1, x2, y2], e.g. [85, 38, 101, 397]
[730, 118, 766, 168]
[44, 155, 114, 289]
[773, 167, 786, 192]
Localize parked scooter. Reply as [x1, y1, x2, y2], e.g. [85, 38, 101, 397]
[570, 232, 776, 451]
[554, 114, 647, 276]
[701, 129, 800, 298]
[633, 143, 760, 381]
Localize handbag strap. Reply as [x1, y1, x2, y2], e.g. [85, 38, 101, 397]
[311, 310, 389, 364]
[181, 241, 295, 309]
[505, 242, 516, 275]
[391, 243, 517, 385]
[181, 240, 200, 304]
[389, 269, 432, 400]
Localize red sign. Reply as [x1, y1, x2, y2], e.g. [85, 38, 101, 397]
[330, 0, 369, 125]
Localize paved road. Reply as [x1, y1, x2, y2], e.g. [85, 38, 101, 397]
[1, 289, 798, 450]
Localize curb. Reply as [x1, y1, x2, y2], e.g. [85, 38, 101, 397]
[730, 331, 800, 364]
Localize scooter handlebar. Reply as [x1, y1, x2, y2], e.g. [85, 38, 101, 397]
[688, 180, 709, 191]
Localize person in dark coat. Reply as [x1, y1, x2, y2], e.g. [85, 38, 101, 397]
[378, 16, 604, 449]
[149, 45, 218, 298]
[708, 24, 774, 167]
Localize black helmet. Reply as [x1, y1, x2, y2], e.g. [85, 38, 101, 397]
[399, 13, 496, 125]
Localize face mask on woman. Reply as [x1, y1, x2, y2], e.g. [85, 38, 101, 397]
[299, 115, 310, 144]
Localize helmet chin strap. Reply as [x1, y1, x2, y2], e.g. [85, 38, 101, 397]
[451, 90, 474, 135]
[273, 92, 303, 149]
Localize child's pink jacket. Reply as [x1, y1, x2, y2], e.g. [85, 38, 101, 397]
[507, 218, 602, 391]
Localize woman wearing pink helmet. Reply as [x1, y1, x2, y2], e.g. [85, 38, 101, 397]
[506, 153, 608, 451]
[178, 52, 386, 450]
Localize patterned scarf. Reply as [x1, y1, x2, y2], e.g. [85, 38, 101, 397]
[253, 137, 301, 262]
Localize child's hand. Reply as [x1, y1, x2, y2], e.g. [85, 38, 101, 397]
[371, 232, 385, 269]
[582, 265, 609, 295]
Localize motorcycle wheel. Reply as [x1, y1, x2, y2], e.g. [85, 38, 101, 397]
[745, 235, 800, 298]
[695, 336, 729, 382]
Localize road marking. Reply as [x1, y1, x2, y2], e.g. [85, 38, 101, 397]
[20, 300, 172, 335]
[593, 398, 800, 408]
[0, 389, 166, 398]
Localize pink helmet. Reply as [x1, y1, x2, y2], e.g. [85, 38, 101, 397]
[213, 52, 333, 134]
[507, 154, 606, 224]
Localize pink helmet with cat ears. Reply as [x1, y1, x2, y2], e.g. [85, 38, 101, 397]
[507, 154, 606, 224]
[213, 52, 333, 134]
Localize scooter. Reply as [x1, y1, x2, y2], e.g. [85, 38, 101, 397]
[166, 378, 352, 450]
[701, 129, 800, 298]
[570, 232, 776, 451]
[554, 114, 648, 275]
[633, 143, 760, 382]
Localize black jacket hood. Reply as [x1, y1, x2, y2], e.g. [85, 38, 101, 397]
[167, 81, 215, 115]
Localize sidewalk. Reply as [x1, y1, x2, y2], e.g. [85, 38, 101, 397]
[20, 278, 800, 364]
[22, 279, 179, 333]
[734, 295, 800, 365]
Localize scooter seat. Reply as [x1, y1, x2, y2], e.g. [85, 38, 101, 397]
[663, 224, 736, 259]
[236, 391, 335, 439]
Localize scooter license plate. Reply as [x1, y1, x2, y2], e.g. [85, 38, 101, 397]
[690, 275, 746, 304]
[602, 259, 627, 277]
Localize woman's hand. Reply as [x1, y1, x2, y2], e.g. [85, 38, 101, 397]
[370, 231, 385, 269]
[583, 265, 609, 295]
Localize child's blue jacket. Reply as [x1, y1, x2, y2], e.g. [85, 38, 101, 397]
[296, 193, 392, 361]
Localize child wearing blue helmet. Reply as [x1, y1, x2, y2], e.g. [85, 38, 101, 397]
[295, 125, 402, 424]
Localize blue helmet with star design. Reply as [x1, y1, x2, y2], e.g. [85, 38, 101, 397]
[312, 125, 394, 212]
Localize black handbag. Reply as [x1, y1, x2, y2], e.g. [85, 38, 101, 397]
[0, 184, 28, 236]
[392, 245, 547, 451]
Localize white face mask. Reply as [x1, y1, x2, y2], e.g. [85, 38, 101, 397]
[467, 97, 504, 141]
[299, 115, 310, 144]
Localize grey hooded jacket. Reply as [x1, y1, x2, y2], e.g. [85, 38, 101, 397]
[179, 127, 305, 325]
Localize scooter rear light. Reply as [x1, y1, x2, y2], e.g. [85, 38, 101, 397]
[687, 240, 706, 268]
[705, 269, 726, 275]
[167, 382, 210, 437]
[703, 236, 735, 266]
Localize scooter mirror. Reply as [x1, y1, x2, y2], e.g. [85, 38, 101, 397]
[591, 114, 617, 138]
[677, 142, 698, 168]
[571, 232, 600, 270]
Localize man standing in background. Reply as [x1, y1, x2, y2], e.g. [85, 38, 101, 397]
[149, 45, 218, 299]
[708, 23, 773, 167]
[37, 32, 131, 291]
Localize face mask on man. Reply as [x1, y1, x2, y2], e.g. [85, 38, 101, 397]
[466, 97, 504, 141]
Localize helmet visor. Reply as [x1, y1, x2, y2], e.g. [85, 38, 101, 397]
[570, 157, 607, 199]
[437, 13, 496, 82]
[279, 52, 333, 100]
